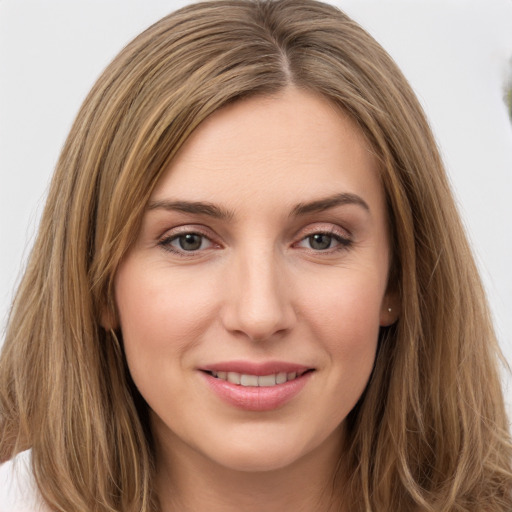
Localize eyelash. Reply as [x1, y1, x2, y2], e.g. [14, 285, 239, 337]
[158, 229, 216, 257]
[295, 230, 352, 252]
[158, 227, 352, 257]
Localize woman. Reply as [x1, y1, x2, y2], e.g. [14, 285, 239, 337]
[1, 0, 511, 510]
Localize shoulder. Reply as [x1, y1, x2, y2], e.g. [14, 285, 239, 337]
[0, 450, 48, 512]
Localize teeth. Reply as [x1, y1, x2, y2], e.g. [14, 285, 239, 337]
[276, 372, 287, 384]
[240, 374, 259, 386]
[211, 371, 304, 386]
[258, 374, 276, 386]
[227, 372, 241, 385]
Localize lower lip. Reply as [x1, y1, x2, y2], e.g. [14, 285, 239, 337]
[201, 371, 313, 411]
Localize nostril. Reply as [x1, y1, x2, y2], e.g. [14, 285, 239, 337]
[219, 261, 297, 342]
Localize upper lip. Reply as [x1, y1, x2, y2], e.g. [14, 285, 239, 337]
[199, 360, 313, 376]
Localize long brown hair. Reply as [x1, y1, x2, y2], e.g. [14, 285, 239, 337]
[1, 0, 511, 510]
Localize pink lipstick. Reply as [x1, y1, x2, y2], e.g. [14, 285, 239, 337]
[199, 360, 314, 411]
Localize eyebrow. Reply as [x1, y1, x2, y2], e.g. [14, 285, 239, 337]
[146, 192, 369, 220]
[146, 199, 234, 220]
[290, 192, 370, 216]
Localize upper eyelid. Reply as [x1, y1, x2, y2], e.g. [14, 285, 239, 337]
[156, 220, 352, 244]
[158, 224, 216, 240]
[157, 225, 220, 253]
[294, 230, 351, 249]
[158, 231, 219, 258]
[293, 222, 352, 239]
[157, 222, 351, 240]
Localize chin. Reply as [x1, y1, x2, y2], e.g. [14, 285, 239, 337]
[210, 444, 308, 473]
[199, 422, 341, 474]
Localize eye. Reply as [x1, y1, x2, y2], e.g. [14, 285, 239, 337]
[159, 232, 214, 254]
[296, 232, 351, 251]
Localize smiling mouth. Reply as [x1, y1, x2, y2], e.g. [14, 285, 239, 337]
[204, 369, 313, 387]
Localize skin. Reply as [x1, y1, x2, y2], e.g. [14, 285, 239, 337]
[114, 87, 398, 511]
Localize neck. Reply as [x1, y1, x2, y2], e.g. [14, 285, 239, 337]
[153, 421, 346, 512]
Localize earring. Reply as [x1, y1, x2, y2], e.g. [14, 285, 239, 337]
[388, 307, 392, 313]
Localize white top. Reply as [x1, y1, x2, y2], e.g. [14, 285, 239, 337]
[0, 450, 47, 512]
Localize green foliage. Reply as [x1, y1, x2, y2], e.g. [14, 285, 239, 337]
[507, 87, 512, 121]
[506, 58, 512, 122]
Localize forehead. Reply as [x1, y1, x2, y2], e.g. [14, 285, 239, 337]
[151, 87, 383, 216]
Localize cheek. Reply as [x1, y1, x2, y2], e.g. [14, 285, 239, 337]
[114, 262, 221, 369]
[302, 267, 384, 337]
[300, 270, 384, 388]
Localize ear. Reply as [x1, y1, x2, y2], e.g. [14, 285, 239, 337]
[379, 289, 400, 326]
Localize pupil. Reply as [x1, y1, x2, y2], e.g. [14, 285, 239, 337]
[179, 234, 202, 251]
[310, 234, 331, 250]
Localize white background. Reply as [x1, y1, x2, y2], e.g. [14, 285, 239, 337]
[1, 0, 511, 415]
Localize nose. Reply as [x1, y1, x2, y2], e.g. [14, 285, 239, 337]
[220, 247, 296, 342]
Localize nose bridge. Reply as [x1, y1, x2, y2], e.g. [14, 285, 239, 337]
[222, 242, 294, 341]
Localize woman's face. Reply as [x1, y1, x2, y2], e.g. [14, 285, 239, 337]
[114, 88, 397, 473]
